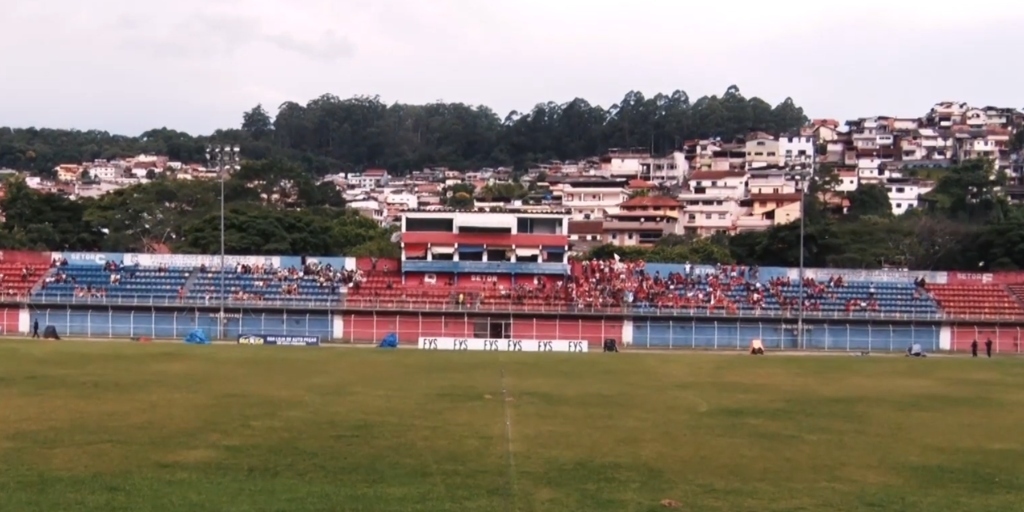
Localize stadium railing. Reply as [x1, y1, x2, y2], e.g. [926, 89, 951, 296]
[24, 294, 340, 309]
[16, 293, 1024, 322]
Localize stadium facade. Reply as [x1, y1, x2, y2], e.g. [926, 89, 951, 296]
[1, 208, 1023, 353]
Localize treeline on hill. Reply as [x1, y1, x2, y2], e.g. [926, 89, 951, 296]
[0, 86, 806, 175]
[0, 160, 398, 259]
[2, 158, 1024, 271]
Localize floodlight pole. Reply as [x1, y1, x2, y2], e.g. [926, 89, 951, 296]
[207, 144, 240, 340]
[797, 181, 806, 350]
[788, 149, 815, 351]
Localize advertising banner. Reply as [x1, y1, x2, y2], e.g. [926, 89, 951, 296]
[417, 337, 588, 353]
[802, 268, 947, 283]
[237, 334, 321, 346]
[946, 271, 1024, 285]
[125, 253, 280, 269]
[52, 252, 125, 266]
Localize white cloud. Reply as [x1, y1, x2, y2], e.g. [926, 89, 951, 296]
[1, 0, 1021, 134]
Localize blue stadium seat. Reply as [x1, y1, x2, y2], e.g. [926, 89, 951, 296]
[34, 265, 191, 302]
[192, 270, 342, 303]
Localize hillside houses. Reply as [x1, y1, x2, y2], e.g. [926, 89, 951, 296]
[13, 100, 1023, 249]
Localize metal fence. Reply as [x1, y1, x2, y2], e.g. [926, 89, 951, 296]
[27, 307, 332, 341]
[338, 312, 940, 352]
[633, 319, 941, 352]
[19, 306, 1024, 354]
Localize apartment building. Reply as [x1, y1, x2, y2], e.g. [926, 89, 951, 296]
[778, 135, 815, 166]
[835, 169, 859, 193]
[745, 133, 782, 169]
[683, 139, 725, 171]
[856, 157, 897, 183]
[884, 178, 933, 215]
[560, 178, 629, 219]
[55, 164, 83, 182]
[597, 149, 649, 179]
[747, 169, 798, 195]
[801, 119, 840, 142]
[736, 192, 802, 232]
[602, 196, 683, 247]
[639, 151, 688, 184]
[900, 128, 954, 161]
[678, 170, 748, 236]
[926, 101, 969, 127]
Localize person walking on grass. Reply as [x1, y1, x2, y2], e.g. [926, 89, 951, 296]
[971, 339, 978, 358]
[31, 319, 39, 338]
[985, 338, 993, 358]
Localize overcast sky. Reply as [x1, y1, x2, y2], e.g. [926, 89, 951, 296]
[2, 0, 1022, 135]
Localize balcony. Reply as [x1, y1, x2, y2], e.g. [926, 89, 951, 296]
[735, 216, 771, 231]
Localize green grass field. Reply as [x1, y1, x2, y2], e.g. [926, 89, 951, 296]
[1, 341, 1023, 512]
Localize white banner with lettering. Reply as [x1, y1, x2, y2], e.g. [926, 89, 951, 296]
[124, 253, 281, 269]
[417, 337, 588, 353]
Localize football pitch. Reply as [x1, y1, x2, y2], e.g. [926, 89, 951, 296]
[1, 341, 1022, 512]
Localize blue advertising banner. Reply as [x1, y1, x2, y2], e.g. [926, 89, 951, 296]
[237, 334, 321, 346]
[53, 252, 125, 266]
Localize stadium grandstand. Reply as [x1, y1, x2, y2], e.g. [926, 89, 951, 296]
[0, 208, 1022, 354]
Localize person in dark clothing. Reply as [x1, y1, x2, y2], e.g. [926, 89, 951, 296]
[985, 338, 993, 358]
[971, 339, 978, 358]
[31, 319, 39, 339]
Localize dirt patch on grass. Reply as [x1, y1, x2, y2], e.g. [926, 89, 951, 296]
[159, 448, 218, 464]
[41, 443, 124, 473]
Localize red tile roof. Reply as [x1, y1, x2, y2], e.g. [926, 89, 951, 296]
[568, 220, 603, 235]
[750, 193, 802, 202]
[619, 195, 682, 208]
[689, 170, 746, 181]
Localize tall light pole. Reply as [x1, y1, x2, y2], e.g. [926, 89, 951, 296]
[206, 144, 240, 338]
[786, 148, 815, 350]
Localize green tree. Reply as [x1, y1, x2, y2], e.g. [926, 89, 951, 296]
[847, 183, 893, 219]
[442, 183, 476, 209]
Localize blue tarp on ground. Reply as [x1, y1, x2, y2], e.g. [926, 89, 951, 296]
[184, 329, 211, 345]
[378, 332, 398, 349]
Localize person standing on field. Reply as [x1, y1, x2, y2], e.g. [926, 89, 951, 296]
[971, 339, 978, 358]
[32, 319, 39, 338]
[985, 338, 993, 358]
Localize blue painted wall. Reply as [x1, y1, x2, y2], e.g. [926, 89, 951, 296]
[632, 319, 940, 352]
[28, 307, 332, 340]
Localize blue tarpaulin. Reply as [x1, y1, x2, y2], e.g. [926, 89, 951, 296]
[184, 329, 211, 345]
[378, 332, 398, 349]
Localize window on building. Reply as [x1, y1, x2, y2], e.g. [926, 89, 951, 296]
[718, 214, 726, 220]
[705, 214, 712, 220]
[896, 203, 902, 208]
[688, 214, 696, 221]
[896, 187, 905, 193]
[711, 181, 718, 187]
[611, 233, 618, 240]
[627, 233, 634, 240]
